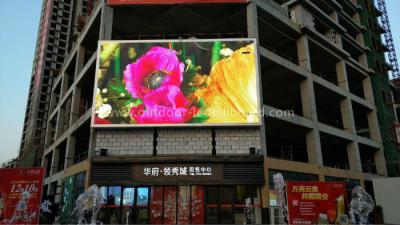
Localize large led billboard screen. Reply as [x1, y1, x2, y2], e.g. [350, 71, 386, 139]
[92, 39, 261, 127]
[107, 0, 248, 5]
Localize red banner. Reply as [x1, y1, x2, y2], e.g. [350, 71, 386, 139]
[177, 186, 190, 224]
[190, 186, 204, 224]
[287, 181, 347, 225]
[107, 0, 248, 5]
[0, 168, 44, 225]
[149, 186, 163, 224]
[163, 186, 177, 224]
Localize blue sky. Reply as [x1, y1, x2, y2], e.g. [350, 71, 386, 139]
[0, 0, 399, 164]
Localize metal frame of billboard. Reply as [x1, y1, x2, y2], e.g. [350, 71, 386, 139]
[91, 38, 262, 128]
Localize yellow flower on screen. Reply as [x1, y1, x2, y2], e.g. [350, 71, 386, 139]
[196, 44, 259, 124]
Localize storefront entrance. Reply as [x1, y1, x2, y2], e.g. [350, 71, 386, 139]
[98, 185, 261, 224]
[98, 186, 150, 224]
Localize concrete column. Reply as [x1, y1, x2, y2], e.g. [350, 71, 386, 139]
[43, 152, 51, 172]
[353, 12, 361, 26]
[75, 46, 86, 77]
[262, 167, 270, 208]
[305, 130, 323, 165]
[340, 98, 355, 132]
[50, 148, 59, 175]
[329, 11, 338, 22]
[362, 76, 376, 105]
[337, 61, 362, 171]
[374, 145, 388, 176]
[326, 11, 343, 48]
[297, 36, 323, 166]
[99, 2, 113, 40]
[367, 111, 382, 142]
[55, 108, 64, 139]
[65, 136, 76, 168]
[248, 1, 267, 153]
[337, 61, 354, 132]
[356, 33, 365, 47]
[70, 86, 81, 125]
[247, 2, 259, 38]
[336, 61, 349, 91]
[359, 54, 368, 68]
[60, 71, 69, 98]
[347, 142, 362, 171]
[297, 35, 312, 70]
[55, 180, 63, 203]
[89, 129, 97, 157]
[290, 5, 314, 29]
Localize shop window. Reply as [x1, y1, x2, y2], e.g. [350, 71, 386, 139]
[122, 187, 134, 224]
[136, 187, 149, 223]
[98, 185, 259, 224]
[205, 186, 260, 224]
[205, 187, 218, 223]
[99, 186, 149, 224]
[108, 186, 122, 224]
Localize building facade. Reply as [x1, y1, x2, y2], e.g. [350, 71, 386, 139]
[18, 0, 96, 167]
[36, 0, 391, 224]
[358, 0, 400, 177]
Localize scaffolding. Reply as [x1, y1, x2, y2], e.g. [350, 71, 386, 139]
[378, 0, 400, 79]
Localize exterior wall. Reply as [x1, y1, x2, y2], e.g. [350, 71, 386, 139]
[25, 0, 395, 221]
[40, 0, 102, 202]
[359, 0, 400, 177]
[19, 0, 74, 167]
[157, 128, 212, 155]
[95, 129, 154, 155]
[372, 177, 400, 224]
[94, 128, 261, 155]
[215, 128, 261, 154]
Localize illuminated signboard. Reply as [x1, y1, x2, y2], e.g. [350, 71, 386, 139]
[0, 168, 44, 225]
[92, 39, 261, 127]
[287, 181, 347, 225]
[107, 0, 248, 5]
[133, 164, 223, 182]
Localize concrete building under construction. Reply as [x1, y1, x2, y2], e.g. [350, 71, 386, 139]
[18, 0, 96, 167]
[16, 0, 400, 223]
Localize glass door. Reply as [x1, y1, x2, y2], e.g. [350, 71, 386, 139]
[135, 187, 149, 224]
[121, 187, 149, 224]
[122, 187, 135, 224]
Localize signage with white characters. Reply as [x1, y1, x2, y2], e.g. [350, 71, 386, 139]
[133, 164, 223, 183]
[143, 166, 213, 177]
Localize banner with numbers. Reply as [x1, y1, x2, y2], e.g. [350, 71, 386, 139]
[0, 168, 44, 225]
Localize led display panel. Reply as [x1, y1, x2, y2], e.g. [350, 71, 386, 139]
[92, 39, 261, 127]
[107, 0, 248, 5]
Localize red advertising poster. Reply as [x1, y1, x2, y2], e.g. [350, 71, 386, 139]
[107, 0, 248, 5]
[0, 168, 44, 225]
[163, 186, 177, 224]
[287, 181, 347, 225]
[190, 186, 204, 224]
[149, 186, 163, 224]
[177, 186, 190, 224]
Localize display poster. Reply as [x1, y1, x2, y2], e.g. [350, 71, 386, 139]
[286, 181, 347, 225]
[0, 168, 44, 225]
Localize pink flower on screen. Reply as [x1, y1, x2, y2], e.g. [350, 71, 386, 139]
[123, 46, 184, 99]
[130, 86, 199, 124]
